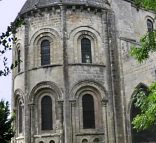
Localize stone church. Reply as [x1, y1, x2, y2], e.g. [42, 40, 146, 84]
[12, 0, 156, 143]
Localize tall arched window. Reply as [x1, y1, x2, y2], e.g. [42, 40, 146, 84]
[131, 85, 156, 142]
[49, 140, 55, 143]
[82, 94, 95, 129]
[147, 19, 153, 32]
[81, 38, 92, 63]
[41, 40, 50, 66]
[41, 96, 52, 130]
[17, 49, 21, 73]
[82, 139, 88, 143]
[18, 102, 23, 134]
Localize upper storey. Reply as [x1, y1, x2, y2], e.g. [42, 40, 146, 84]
[19, 0, 110, 15]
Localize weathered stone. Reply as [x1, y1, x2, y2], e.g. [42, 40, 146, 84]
[12, 0, 156, 143]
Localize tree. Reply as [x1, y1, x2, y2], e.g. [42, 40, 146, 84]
[0, 18, 24, 76]
[130, 0, 156, 131]
[0, 100, 14, 143]
[130, 0, 156, 63]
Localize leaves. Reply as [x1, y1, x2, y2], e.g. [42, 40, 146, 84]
[130, 31, 156, 63]
[0, 18, 24, 76]
[134, 0, 156, 11]
[132, 83, 156, 131]
[0, 100, 15, 143]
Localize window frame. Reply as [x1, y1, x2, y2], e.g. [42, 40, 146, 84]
[147, 19, 154, 32]
[41, 95, 53, 130]
[17, 99, 24, 136]
[17, 49, 21, 73]
[82, 94, 95, 129]
[41, 39, 51, 66]
[81, 38, 92, 64]
[78, 90, 103, 132]
[36, 91, 56, 134]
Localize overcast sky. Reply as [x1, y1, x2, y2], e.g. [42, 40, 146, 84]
[0, 0, 26, 103]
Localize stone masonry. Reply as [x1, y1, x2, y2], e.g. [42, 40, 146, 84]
[12, 0, 156, 143]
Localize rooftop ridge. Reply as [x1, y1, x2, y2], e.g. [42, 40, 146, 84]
[19, 0, 110, 15]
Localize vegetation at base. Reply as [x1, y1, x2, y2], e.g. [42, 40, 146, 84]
[0, 100, 15, 143]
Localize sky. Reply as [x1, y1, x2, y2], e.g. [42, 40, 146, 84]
[0, 0, 26, 103]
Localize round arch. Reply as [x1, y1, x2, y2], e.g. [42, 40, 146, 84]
[29, 81, 63, 103]
[70, 80, 107, 100]
[68, 26, 103, 64]
[14, 88, 24, 107]
[29, 28, 61, 68]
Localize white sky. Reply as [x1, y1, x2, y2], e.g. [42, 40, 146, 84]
[0, 0, 26, 103]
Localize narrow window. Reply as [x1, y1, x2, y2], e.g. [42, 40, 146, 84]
[82, 139, 88, 143]
[41, 40, 50, 66]
[17, 50, 21, 73]
[82, 94, 95, 129]
[81, 38, 92, 63]
[41, 96, 52, 130]
[147, 19, 153, 32]
[18, 102, 23, 133]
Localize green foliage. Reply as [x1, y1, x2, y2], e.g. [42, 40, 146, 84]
[130, 0, 156, 132]
[134, 0, 156, 11]
[0, 100, 15, 143]
[130, 0, 156, 64]
[0, 18, 24, 76]
[132, 83, 156, 131]
[130, 31, 156, 63]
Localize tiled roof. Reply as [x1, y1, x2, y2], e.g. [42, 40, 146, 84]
[19, 0, 109, 15]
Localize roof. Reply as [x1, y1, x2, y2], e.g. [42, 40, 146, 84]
[19, 0, 110, 15]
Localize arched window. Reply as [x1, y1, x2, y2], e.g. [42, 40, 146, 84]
[18, 102, 23, 134]
[41, 40, 50, 66]
[81, 38, 92, 63]
[17, 49, 21, 73]
[82, 94, 95, 129]
[41, 96, 52, 130]
[49, 140, 55, 143]
[131, 85, 156, 142]
[147, 19, 153, 32]
[82, 139, 88, 143]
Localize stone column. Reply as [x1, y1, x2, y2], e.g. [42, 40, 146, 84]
[101, 98, 109, 143]
[57, 100, 64, 143]
[70, 100, 76, 143]
[101, 9, 116, 143]
[29, 103, 35, 143]
[60, 4, 71, 143]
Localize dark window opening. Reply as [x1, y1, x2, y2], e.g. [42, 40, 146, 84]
[19, 102, 22, 133]
[147, 19, 153, 32]
[41, 96, 53, 130]
[49, 140, 55, 143]
[81, 38, 92, 63]
[82, 139, 88, 143]
[82, 94, 95, 129]
[41, 40, 50, 66]
[17, 50, 21, 73]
